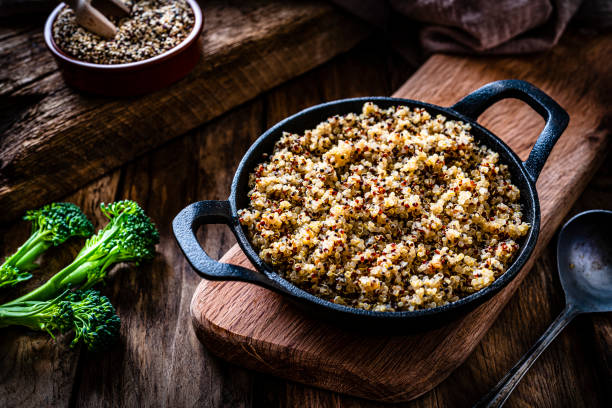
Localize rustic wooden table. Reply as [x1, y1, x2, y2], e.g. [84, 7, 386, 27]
[1, 22, 611, 408]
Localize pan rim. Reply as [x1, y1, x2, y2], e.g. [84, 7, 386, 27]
[228, 96, 540, 320]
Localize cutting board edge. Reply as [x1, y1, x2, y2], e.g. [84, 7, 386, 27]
[189, 279, 472, 403]
[186, 32, 612, 403]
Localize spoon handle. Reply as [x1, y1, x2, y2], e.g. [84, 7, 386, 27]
[474, 305, 580, 408]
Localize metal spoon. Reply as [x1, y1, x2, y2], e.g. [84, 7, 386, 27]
[475, 209, 612, 407]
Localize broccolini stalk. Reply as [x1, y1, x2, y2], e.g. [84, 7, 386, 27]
[0, 203, 93, 288]
[4, 200, 159, 304]
[0, 289, 120, 351]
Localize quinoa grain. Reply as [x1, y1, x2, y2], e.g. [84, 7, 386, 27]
[239, 103, 529, 312]
[52, 0, 194, 64]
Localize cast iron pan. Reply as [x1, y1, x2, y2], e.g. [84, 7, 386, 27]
[173, 80, 569, 331]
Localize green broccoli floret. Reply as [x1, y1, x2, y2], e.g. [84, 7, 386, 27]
[0, 289, 120, 351]
[0, 202, 93, 288]
[64, 289, 121, 351]
[4, 200, 159, 304]
[23, 202, 93, 249]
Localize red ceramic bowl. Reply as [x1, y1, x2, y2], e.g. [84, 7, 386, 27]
[44, 0, 204, 96]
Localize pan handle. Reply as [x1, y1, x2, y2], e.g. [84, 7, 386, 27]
[172, 200, 270, 286]
[451, 80, 569, 183]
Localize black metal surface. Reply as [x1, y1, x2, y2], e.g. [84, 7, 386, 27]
[173, 79, 569, 330]
[172, 200, 274, 288]
[451, 80, 569, 183]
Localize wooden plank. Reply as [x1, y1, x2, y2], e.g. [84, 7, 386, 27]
[0, 37, 408, 408]
[190, 31, 612, 402]
[0, 0, 368, 224]
[1, 33, 608, 408]
[0, 172, 121, 408]
[71, 101, 267, 406]
[69, 39, 412, 406]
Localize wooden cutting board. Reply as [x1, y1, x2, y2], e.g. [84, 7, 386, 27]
[190, 33, 611, 402]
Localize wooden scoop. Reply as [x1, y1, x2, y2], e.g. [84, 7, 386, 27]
[65, 0, 130, 39]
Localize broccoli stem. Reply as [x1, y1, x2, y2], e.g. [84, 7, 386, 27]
[1, 231, 52, 272]
[0, 309, 42, 329]
[0, 296, 62, 330]
[0, 311, 31, 329]
[13, 235, 53, 271]
[5, 259, 88, 305]
[4, 223, 122, 305]
[60, 260, 103, 290]
[0, 232, 51, 288]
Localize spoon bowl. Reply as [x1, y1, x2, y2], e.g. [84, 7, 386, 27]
[476, 209, 612, 407]
[557, 210, 612, 312]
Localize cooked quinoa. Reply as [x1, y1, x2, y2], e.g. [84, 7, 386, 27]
[238, 103, 530, 312]
[52, 0, 194, 64]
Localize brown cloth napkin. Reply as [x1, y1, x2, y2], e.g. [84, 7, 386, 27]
[332, 0, 610, 55]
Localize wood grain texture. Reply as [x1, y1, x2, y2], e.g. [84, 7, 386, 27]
[0, 172, 121, 408]
[0, 36, 409, 408]
[190, 32, 612, 402]
[0, 0, 368, 224]
[1, 31, 609, 408]
[70, 100, 271, 408]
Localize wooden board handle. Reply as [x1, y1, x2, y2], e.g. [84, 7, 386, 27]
[451, 80, 569, 183]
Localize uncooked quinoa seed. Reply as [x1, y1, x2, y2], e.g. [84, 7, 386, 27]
[239, 103, 530, 312]
[52, 0, 194, 64]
